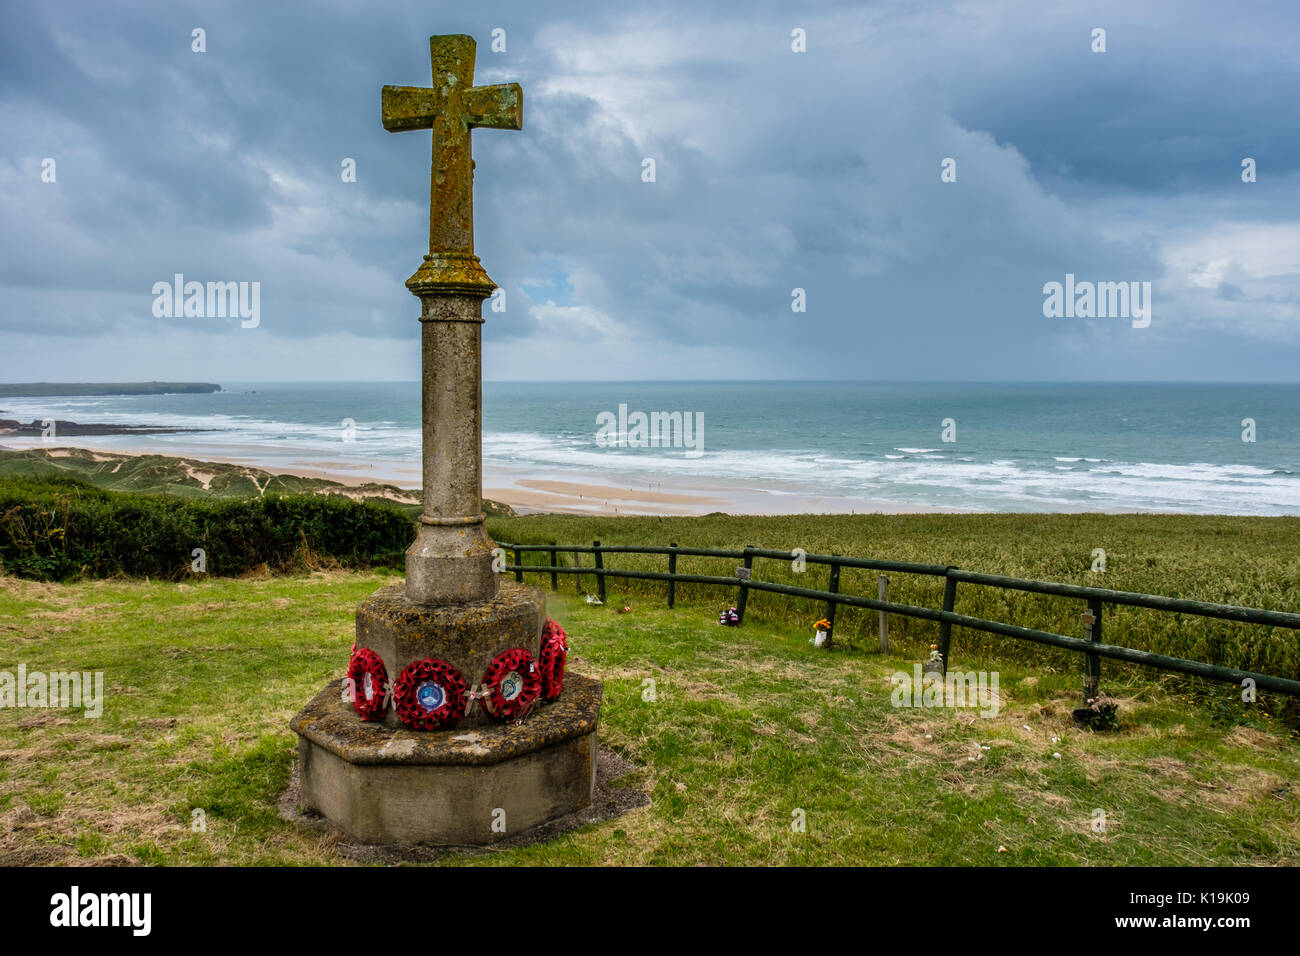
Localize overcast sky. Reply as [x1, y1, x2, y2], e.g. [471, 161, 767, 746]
[2, 0, 1298, 382]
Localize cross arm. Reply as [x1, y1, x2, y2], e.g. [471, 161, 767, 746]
[465, 83, 523, 130]
[381, 86, 440, 132]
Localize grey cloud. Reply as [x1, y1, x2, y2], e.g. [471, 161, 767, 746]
[1, 0, 1297, 381]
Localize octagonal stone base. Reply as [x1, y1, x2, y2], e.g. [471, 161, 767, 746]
[290, 673, 601, 845]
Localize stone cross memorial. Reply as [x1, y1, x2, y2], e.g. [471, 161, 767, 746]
[290, 34, 602, 847]
[381, 34, 520, 606]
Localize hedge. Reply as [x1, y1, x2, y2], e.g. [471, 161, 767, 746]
[0, 476, 415, 581]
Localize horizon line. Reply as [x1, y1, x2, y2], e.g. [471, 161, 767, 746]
[3, 378, 1300, 388]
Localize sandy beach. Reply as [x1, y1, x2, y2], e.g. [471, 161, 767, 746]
[0, 437, 952, 517]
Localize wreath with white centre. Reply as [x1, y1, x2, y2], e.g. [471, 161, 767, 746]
[481, 648, 541, 719]
[346, 647, 389, 722]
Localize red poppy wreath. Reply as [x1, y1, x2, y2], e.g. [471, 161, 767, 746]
[539, 618, 568, 701]
[481, 648, 541, 719]
[393, 657, 468, 730]
[347, 647, 389, 722]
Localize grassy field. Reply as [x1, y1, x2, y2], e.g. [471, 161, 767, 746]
[488, 511, 1300, 708]
[0, 447, 418, 503]
[0, 447, 512, 516]
[2, 568, 1298, 866]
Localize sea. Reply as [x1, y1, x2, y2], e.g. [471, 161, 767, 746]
[2, 381, 1298, 515]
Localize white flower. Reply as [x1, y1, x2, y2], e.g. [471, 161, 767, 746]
[1052, 752, 1062, 759]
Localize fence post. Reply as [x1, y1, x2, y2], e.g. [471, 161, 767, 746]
[1082, 598, 1103, 703]
[935, 570, 958, 675]
[878, 573, 890, 653]
[593, 540, 606, 604]
[667, 543, 678, 609]
[823, 562, 840, 648]
[735, 545, 755, 623]
[549, 541, 558, 591]
[573, 549, 582, 595]
[513, 547, 523, 583]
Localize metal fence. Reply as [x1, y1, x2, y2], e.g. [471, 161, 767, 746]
[498, 540, 1300, 703]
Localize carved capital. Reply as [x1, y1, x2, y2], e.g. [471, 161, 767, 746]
[406, 252, 496, 299]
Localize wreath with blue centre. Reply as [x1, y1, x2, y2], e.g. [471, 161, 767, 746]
[393, 657, 468, 730]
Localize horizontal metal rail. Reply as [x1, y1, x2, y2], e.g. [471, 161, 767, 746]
[503, 542, 1298, 628]
[501, 562, 1300, 696]
[948, 568, 1300, 629]
[500, 538, 1300, 700]
[503, 543, 949, 576]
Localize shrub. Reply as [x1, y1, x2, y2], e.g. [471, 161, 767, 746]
[0, 476, 415, 581]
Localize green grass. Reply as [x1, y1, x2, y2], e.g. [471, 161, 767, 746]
[2, 569, 1297, 865]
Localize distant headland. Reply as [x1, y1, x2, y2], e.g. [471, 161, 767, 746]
[0, 382, 222, 397]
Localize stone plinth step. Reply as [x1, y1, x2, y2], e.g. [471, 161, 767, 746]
[290, 673, 602, 845]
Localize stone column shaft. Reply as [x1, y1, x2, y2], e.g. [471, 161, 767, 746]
[404, 276, 499, 606]
[420, 295, 483, 520]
